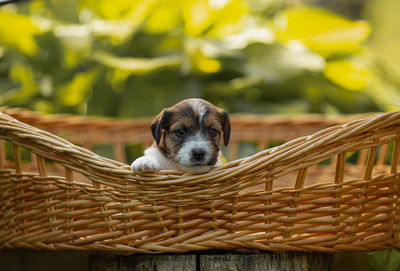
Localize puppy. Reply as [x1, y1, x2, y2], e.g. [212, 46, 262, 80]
[131, 98, 230, 173]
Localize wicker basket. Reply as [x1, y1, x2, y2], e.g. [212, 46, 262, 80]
[1, 108, 399, 254]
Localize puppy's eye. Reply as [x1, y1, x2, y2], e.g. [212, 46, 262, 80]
[209, 128, 219, 138]
[174, 129, 185, 138]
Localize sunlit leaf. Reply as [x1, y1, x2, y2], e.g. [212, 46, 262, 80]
[181, 0, 247, 37]
[58, 68, 101, 106]
[9, 62, 35, 85]
[92, 51, 181, 73]
[275, 6, 371, 56]
[193, 52, 222, 73]
[207, 0, 248, 38]
[0, 10, 43, 56]
[323, 59, 371, 91]
[81, 0, 155, 43]
[145, 1, 180, 34]
[181, 0, 213, 36]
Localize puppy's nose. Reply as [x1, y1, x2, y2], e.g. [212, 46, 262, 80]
[191, 148, 205, 162]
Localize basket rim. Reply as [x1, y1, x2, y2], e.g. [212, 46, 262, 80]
[0, 109, 396, 171]
[1, 109, 400, 201]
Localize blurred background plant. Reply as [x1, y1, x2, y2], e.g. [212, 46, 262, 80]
[1, 0, 400, 270]
[1, 0, 399, 119]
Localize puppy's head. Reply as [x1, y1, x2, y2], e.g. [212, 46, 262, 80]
[151, 98, 230, 173]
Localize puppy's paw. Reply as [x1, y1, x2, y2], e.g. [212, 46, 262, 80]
[131, 156, 161, 173]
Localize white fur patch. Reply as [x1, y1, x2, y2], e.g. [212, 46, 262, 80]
[189, 99, 207, 120]
[131, 156, 161, 173]
[215, 151, 223, 166]
[131, 146, 174, 173]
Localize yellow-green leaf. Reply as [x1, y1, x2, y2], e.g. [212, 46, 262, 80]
[145, 1, 180, 34]
[193, 52, 221, 73]
[58, 68, 100, 106]
[220, 153, 228, 164]
[275, 6, 371, 56]
[81, 0, 155, 43]
[181, 0, 247, 37]
[181, 0, 214, 36]
[0, 10, 43, 56]
[207, 0, 248, 38]
[323, 59, 371, 91]
[9, 62, 35, 85]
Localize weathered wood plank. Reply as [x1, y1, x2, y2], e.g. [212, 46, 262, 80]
[200, 253, 333, 271]
[89, 254, 119, 271]
[89, 254, 196, 271]
[89, 252, 333, 271]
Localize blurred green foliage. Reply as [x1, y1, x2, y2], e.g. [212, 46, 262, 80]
[368, 249, 400, 271]
[1, 0, 399, 118]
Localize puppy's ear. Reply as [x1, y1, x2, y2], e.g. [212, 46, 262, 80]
[151, 109, 172, 145]
[219, 109, 231, 146]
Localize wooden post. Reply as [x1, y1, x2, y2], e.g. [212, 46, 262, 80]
[89, 254, 196, 271]
[89, 252, 333, 271]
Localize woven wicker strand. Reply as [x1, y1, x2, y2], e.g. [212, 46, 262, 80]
[1, 109, 400, 254]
